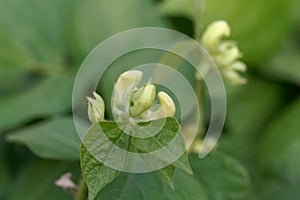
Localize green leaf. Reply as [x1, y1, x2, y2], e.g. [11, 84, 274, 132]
[218, 77, 284, 166]
[132, 117, 193, 174]
[165, 170, 207, 200]
[0, 138, 10, 199]
[80, 121, 131, 200]
[72, 0, 168, 56]
[262, 40, 300, 86]
[96, 151, 250, 200]
[81, 117, 194, 199]
[96, 170, 207, 200]
[190, 151, 251, 200]
[259, 97, 300, 182]
[156, 165, 175, 189]
[226, 77, 284, 135]
[0, 0, 76, 74]
[0, 66, 29, 93]
[251, 175, 300, 200]
[132, 117, 181, 152]
[0, 74, 74, 132]
[80, 144, 120, 200]
[7, 117, 82, 160]
[8, 159, 80, 200]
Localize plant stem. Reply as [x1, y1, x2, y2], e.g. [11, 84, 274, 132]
[195, 78, 204, 136]
[75, 177, 87, 200]
[194, 0, 206, 41]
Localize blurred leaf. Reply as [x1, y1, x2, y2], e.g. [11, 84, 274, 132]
[156, 165, 175, 189]
[226, 77, 284, 135]
[7, 117, 82, 160]
[0, 160, 10, 198]
[160, 0, 195, 18]
[0, 74, 74, 132]
[165, 170, 207, 200]
[190, 151, 251, 200]
[219, 77, 284, 166]
[252, 175, 300, 200]
[96, 151, 250, 200]
[0, 138, 10, 199]
[8, 159, 80, 200]
[72, 0, 168, 56]
[262, 40, 300, 86]
[259, 97, 300, 182]
[0, 67, 30, 93]
[160, 0, 293, 64]
[96, 170, 207, 200]
[0, 0, 77, 74]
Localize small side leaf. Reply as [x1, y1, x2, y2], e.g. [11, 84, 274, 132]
[156, 165, 175, 189]
[7, 117, 82, 160]
[173, 153, 193, 175]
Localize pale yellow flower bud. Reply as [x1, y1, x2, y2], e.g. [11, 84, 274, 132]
[201, 20, 247, 85]
[114, 70, 143, 107]
[129, 83, 156, 117]
[115, 70, 143, 92]
[222, 70, 247, 85]
[158, 91, 176, 117]
[231, 61, 247, 72]
[214, 42, 242, 67]
[87, 92, 105, 123]
[201, 20, 230, 51]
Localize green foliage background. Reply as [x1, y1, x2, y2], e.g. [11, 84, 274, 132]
[0, 0, 299, 199]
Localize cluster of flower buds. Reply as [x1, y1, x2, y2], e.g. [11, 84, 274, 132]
[87, 70, 176, 123]
[201, 20, 247, 84]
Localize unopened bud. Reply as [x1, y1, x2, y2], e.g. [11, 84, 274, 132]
[87, 92, 105, 123]
[201, 20, 230, 51]
[215, 41, 242, 67]
[114, 70, 143, 107]
[129, 84, 156, 117]
[158, 91, 176, 117]
[231, 61, 247, 72]
[201, 20, 247, 85]
[222, 70, 247, 85]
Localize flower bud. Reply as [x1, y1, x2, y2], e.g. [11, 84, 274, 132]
[115, 70, 143, 92]
[129, 83, 156, 117]
[158, 91, 176, 117]
[214, 41, 242, 67]
[201, 20, 230, 51]
[113, 70, 143, 108]
[222, 70, 247, 85]
[231, 61, 247, 72]
[87, 92, 105, 123]
[201, 20, 247, 85]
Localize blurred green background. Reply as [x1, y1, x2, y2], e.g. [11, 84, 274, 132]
[0, 0, 300, 199]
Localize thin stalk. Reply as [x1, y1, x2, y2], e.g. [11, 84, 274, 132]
[194, 78, 204, 137]
[194, 0, 207, 41]
[75, 177, 87, 200]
